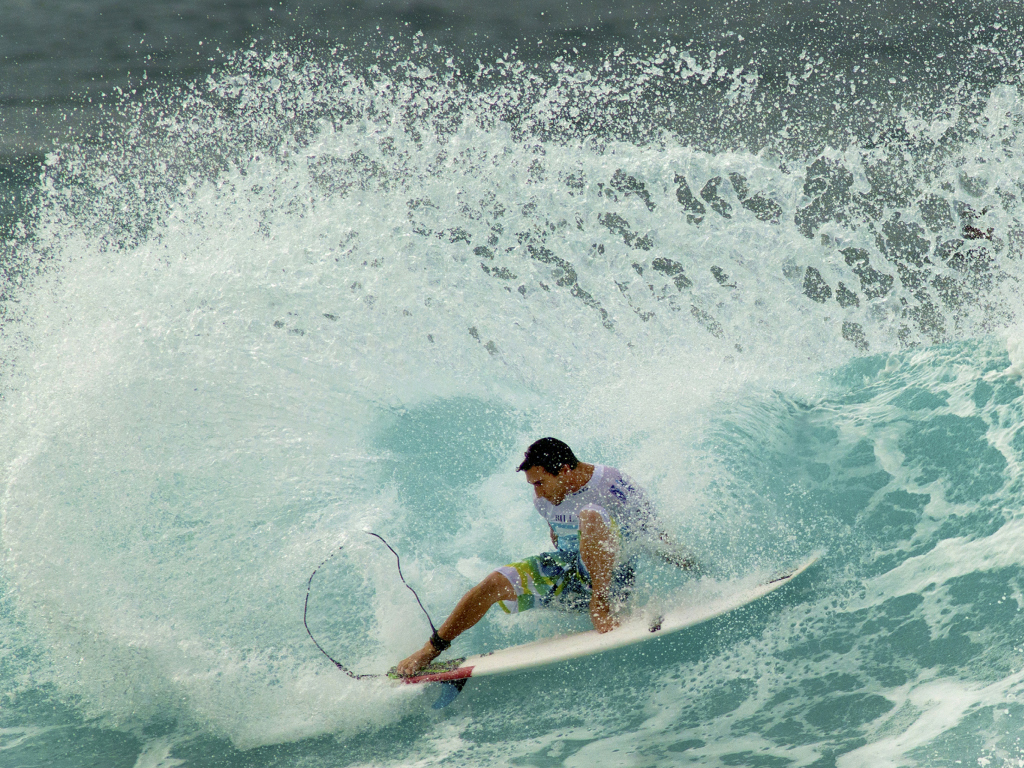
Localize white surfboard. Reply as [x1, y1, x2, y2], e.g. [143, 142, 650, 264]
[393, 553, 820, 688]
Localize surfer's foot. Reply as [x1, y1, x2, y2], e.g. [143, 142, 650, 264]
[396, 641, 442, 676]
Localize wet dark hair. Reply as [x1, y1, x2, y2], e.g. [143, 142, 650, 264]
[517, 437, 579, 475]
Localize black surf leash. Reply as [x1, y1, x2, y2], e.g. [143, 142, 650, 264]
[303, 530, 443, 679]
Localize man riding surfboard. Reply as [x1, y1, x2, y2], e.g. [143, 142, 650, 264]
[396, 437, 697, 676]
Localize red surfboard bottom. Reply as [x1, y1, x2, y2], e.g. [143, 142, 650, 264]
[403, 665, 474, 685]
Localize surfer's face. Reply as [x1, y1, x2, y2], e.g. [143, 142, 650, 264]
[524, 466, 569, 505]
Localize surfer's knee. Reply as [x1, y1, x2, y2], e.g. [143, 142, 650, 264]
[479, 570, 516, 603]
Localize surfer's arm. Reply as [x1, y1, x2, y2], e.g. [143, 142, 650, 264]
[549, 524, 558, 548]
[579, 509, 619, 633]
[619, 476, 697, 569]
[652, 530, 699, 571]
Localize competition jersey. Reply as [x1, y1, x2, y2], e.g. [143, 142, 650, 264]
[533, 464, 657, 556]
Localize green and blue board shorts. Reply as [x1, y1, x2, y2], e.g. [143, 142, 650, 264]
[495, 550, 635, 614]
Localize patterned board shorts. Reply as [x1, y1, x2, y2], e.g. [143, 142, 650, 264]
[495, 550, 635, 614]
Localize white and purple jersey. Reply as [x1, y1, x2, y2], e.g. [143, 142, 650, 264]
[533, 464, 657, 555]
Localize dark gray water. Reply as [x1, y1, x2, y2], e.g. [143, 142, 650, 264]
[2, 0, 1019, 153]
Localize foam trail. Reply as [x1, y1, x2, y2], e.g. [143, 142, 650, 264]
[2, 37, 1024, 767]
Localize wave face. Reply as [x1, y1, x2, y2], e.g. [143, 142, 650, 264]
[3, 26, 1024, 767]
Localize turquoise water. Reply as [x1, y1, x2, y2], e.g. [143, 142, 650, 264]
[3, 33, 1024, 767]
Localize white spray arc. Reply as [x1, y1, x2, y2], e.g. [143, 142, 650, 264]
[1, 44, 1024, 757]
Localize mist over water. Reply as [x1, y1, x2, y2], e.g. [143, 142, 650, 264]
[3, 5, 1024, 765]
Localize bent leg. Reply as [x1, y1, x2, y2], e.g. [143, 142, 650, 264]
[395, 570, 516, 676]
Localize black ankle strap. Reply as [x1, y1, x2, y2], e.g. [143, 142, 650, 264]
[429, 630, 451, 652]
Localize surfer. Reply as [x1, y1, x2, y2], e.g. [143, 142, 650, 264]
[396, 437, 696, 676]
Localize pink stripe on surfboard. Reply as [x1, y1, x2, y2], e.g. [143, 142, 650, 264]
[402, 665, 475, 685]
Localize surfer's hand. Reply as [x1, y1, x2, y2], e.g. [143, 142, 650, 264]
[396, 641, 441, 676]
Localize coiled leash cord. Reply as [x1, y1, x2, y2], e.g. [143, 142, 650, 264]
[303, 531, 442, 678]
